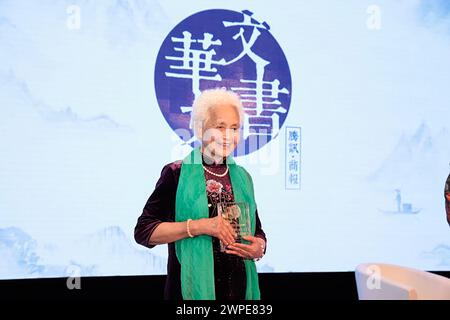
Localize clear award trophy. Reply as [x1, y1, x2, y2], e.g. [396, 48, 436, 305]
[217, 201, 251, 252]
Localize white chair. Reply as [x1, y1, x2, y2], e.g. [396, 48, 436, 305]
[355, 263, 450, 300]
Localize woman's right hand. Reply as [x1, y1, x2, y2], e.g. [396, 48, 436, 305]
[201, 215, 236, 246]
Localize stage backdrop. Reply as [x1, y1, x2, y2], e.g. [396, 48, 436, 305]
[1, 0, 450, 279]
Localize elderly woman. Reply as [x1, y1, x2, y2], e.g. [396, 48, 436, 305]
[134, 88, 266, 300]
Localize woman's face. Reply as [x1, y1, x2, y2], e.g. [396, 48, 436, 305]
[202, 103, 241, 159]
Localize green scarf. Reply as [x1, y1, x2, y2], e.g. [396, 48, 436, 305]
[175, 147, 261, 300]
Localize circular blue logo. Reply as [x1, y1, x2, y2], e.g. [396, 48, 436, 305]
[155, 9, 292, 156]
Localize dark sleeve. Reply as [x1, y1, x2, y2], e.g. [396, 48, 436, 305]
[445, 175, 450, 226]
[134, 164, 177, 249]
[254, 209, 267, 254]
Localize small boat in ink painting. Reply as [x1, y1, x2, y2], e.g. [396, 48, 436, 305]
[378, 189, 421, 214]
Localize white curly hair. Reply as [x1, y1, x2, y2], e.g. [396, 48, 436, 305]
[190, 88, 245, 140]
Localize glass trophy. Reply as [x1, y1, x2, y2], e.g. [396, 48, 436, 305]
[217, 201, 251, 252]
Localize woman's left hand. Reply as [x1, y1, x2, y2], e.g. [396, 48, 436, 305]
[225, 235, 265, 260]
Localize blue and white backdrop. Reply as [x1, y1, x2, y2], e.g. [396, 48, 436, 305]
[1, 0, 449, 279]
